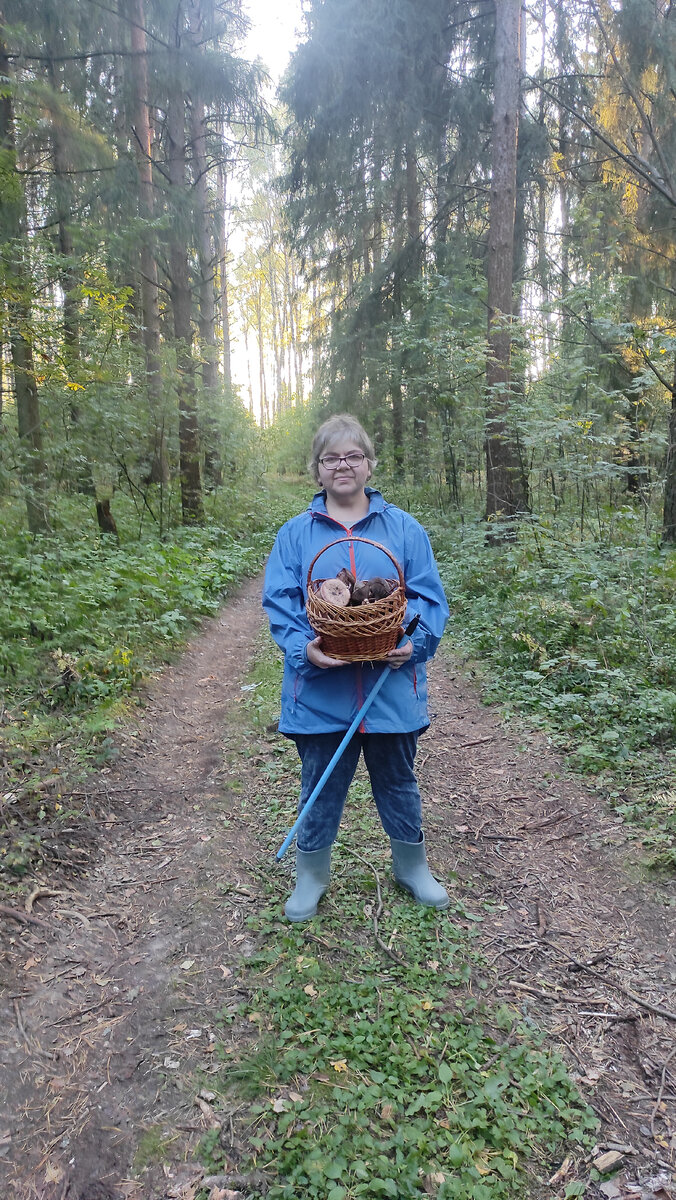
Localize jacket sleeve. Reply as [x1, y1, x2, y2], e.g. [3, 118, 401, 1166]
[401, 518, 449, 665]
[262, 522, 316, 677]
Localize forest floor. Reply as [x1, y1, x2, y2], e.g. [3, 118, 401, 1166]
[0, 575, 674, 1200]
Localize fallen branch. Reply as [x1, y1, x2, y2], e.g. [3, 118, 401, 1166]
[26, 886, 66, 914]
[509, 979, 596, 1005]
[650, 1046, 676, 1137]
[56, 907, 91, 929]
[0, 903, 50, 930]
[343, 848, 406, 966]
[521, 809, 572, 833]
[546, 942, 676, 1023]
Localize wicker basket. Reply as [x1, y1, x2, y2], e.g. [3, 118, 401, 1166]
[306, 536, 408, 661]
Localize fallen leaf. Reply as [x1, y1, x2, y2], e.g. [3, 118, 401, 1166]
[164, 1057, 180, 1069]
[271, 1097, 288, 1112]
[219, 966, 232, 978]
[598, 1183, 622, 1200]
[180, 959, 195, 971]
[45, 1163, 63, 1184]
[303, 984, 318, 997]
[23, 956, 40, 971]
[248, 1012, 262, 1023]
[288, 1091, 303, 1102]
[423, 1172, 446, 1195]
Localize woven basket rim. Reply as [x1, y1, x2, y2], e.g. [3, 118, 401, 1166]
[305, 536, 407, 656]
[306, 535, 405, 592]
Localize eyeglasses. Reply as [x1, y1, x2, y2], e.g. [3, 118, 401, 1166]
[319, 452, 366, 470]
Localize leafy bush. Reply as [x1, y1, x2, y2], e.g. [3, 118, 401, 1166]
[418, 512, 676, 861]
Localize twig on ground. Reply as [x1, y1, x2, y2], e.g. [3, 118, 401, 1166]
[650, 1046, 676, 1138]
[342, 848, 406, 966]
[13, 998, 30, 1050]
[508, 979, 598, 1005]
[50, 998, 121, 1027]
[545, 941, 676, 1023]
[482, 1019, 519, 1070]
[25, 887, 66, 914]
[0, 903, 50, 930]
[56, 908, 91, 929]
[521, 809, 572, 833]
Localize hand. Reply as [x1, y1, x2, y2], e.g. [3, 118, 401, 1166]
[306, 636, 348, 669]
[385, 638, 414, 669]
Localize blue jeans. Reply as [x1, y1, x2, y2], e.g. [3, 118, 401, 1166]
[291, 731, 423, 852]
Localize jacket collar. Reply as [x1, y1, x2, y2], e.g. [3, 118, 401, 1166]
[308, 487, 385, 521]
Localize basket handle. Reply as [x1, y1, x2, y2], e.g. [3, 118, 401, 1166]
[306, 536, 405, 590]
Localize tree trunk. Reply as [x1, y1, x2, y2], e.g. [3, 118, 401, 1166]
[166, 58, 204, 524]
[663, 357, 676, 543]
[190, 71, 222, 487]
[0, 30, 50, 534]
[128, 0, 168, 485]
[217, 156, 233, 391]
[484, 0, 528, 535]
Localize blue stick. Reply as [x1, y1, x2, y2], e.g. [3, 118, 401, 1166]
[276, 615, 420, 860]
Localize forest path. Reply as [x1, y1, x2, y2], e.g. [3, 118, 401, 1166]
[0, 576, 674, 1200]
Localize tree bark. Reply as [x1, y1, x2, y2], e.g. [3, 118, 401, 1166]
[216, 155, 232, 391]
[484, 0, 528, 534]
[189, 45, 222, 487]
[663, 357, 676, 543]
[128, 0, 169, 486]
[166, 49, 204, 524]
[0, 29, 50, 534]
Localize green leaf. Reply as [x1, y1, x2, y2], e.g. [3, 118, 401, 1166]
[438, 1061, 453, 1085]
[325, 1159, 347, 1180]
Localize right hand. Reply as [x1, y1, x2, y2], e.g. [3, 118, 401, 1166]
[306, 636, 348, 669]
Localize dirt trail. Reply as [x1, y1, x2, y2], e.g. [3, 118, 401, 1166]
[0, 576, 674, 1200]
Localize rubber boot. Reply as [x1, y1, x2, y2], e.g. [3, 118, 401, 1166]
[390, 832, 450, 909]
[284, 846, 332, 922]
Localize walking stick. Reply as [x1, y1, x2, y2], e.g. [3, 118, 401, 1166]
[276, 615, 421, 860]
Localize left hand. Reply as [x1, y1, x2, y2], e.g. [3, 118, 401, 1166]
[385, 638, 413, 669]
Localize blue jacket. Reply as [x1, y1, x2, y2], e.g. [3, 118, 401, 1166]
[262, 488, 449, 736]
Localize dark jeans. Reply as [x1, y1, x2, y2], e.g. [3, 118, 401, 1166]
[291, 730, 422, 852]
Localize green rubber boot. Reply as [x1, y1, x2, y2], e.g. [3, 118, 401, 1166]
[284, 846, 332, 922]
[390, 832, 450, 909]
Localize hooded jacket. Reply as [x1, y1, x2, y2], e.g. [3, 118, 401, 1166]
[262, 488, 449, 735]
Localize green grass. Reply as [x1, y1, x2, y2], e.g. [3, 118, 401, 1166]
[0, 478, 309, 878]
[197, 634, 598, 1200]
[404, 505, 676, 870]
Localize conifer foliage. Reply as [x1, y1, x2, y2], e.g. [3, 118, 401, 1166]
[0, 0, 265, 531]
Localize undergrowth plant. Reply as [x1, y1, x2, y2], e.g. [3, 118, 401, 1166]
[0, 479, 309, 877]
[405, 506, 676, 870]
[199, 634, 597, 1200]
